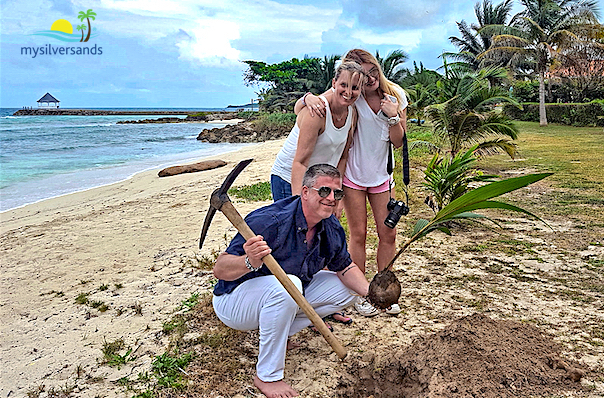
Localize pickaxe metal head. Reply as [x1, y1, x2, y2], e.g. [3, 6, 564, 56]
[199, 158, 253, 249]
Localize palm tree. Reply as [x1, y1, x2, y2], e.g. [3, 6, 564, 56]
[422, 146, 500, 212]
[76, 24, 86, 42]
[375, 49, 409, 82]
[400, 61, 442, 88]
[398, 62, 441, 126]
[78, 9, 97, 42]
[405, 83, 435, 125]
[447, 0, 514, 70]
[310, 55, 341, 92]
[425, 66, 520, 158]
[479, 0, 602, 126]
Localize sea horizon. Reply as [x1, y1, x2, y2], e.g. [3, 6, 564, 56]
[0, 108, 251, 212]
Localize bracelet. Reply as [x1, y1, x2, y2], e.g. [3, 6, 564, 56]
[245, 256, 262, 272]
[301, 92, 311, 106]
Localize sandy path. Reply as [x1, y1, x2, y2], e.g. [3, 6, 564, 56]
[0, 140, 284, 397]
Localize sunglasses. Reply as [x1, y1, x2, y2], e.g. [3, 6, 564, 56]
[311, 186, 345, 200]
[365, 67, 379, 79]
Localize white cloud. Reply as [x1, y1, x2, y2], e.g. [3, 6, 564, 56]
[350, 29, 423, 50]
[92, 0, 342, 65]
[176, 19, 241, 66]
[100, 0, 197, 16]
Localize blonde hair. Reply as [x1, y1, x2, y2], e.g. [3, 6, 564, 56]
[333, 60, 365, 91]
[343, 48, 403, 104]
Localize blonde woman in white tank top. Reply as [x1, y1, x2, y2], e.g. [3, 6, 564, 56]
[270, 62, 364, 215]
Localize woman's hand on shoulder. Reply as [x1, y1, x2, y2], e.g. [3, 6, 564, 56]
[305, 94, 326, 118]
[298, 105, 326, 132]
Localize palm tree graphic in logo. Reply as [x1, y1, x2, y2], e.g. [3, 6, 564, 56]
[76, 24, 87, 42]
[32, 9, 98, 42]
[78, 9, 96, 42]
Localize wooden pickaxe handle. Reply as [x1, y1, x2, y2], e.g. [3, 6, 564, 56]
[219, 201, 347, 359]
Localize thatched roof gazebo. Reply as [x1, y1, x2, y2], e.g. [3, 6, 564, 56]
[37, 93, 60, 108]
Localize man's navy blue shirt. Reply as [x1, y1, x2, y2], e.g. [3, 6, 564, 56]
[213, 196, 352, 295]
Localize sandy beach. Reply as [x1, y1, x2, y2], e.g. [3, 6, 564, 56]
[1, 135, 603, 398]
[0, 139, 284, 397]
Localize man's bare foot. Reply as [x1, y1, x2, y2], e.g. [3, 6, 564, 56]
[253, 375, 299, 398]
[286, 339, 300, 350]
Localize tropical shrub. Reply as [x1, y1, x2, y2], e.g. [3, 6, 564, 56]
[425, 66, 521, 159]
[423, 146, 499, 213]
[511, 80, 539, 102]
[502, 102, 604, 126]
[251, 112, 296, 131]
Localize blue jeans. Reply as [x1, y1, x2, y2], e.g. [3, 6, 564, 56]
[270, 174, 292, 202]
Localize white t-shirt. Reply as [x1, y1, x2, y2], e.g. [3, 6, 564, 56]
[344, 86, 408, 187]
[271, 96, 353, 183]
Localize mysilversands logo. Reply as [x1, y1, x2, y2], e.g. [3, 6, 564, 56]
[21, 9, 103, 58]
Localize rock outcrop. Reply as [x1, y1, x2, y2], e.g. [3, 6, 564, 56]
[196, 121, 291, 143]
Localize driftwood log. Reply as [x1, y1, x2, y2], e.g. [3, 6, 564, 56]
[158, 160, 227, 177]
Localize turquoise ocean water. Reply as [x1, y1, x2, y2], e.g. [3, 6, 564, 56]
[0, 108, 250, 211]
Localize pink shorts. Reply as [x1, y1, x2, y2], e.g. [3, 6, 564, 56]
[343, 176, 393, 194]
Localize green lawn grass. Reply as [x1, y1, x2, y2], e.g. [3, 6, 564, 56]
[480, 122, 604, 220]
[484, 122, 604, 188]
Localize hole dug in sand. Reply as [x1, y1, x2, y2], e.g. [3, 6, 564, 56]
[337, 313, 588, 398]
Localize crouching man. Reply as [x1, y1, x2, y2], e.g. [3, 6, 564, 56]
[212, 164, 370, 398]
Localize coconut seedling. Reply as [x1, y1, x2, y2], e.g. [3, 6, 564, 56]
[367, 172, 553, 309]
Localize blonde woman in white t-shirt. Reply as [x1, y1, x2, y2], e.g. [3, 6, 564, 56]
[295, 49, 408, 317]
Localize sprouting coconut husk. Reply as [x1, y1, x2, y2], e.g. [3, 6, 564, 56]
[367, 269, 401, 309]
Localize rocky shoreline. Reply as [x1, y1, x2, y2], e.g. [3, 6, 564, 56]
[196, 119, 292, 143]
[12, 108, 293, 144]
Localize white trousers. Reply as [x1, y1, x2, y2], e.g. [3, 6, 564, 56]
[213, 270, 356, 382]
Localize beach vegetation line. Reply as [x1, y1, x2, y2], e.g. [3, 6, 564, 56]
[228, 181, 273, 202]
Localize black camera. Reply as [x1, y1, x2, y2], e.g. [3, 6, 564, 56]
[384, 198, 409, 229]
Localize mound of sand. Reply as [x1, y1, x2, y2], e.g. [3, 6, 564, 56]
[337, 313, 587, 398]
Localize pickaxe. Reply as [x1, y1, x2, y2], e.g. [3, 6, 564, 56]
[199, 159, 347, 359]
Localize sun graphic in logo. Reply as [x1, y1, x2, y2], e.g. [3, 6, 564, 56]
[50, 19, 73, 34]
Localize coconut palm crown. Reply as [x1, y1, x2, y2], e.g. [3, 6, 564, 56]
[425, 66, 520, 159]
[447, 0, 514, 70]
[478, 0, 602, 126]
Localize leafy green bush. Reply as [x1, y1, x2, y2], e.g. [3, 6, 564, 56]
[236, 111, 258, 120]
[187, 112, 209, 118]
[502, 102, 604, 126]
[252, 112, 296, 131]
[511, 80, 539, 103]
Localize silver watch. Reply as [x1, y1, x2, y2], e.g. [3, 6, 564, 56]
[387, 114, 400, 126]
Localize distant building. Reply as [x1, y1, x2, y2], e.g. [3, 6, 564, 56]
[37, 93, 60, 108]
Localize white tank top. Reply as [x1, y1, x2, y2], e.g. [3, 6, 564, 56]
[344, 86, 407, 187]
[271, 96, 353, 183]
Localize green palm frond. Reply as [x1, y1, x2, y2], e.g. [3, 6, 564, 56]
[474, 138, 518, 158]
[387, 172, 553, 270]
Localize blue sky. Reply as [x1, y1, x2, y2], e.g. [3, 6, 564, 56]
[0, 0, 523, 108]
